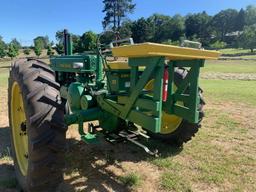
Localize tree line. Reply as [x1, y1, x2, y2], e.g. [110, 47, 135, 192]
[0, 2, 256, 59]
[54, 3, 256, 55]
[0, 35, 54, 59]
[100, 2, 256, 52]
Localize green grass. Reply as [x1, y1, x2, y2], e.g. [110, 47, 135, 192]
[193, 115, 243, 184]
[190, 110, 255, 189]
[119, 172, 142, 187]
[239, 54, 256, 59]
[151, 158, 181, 169]
[203, 60, 256, 73]
[0, 147, 12, 161]
[0, 61, 10, 87]
[0, 156, 12, 161]
[0, 73, 9, 87]
[200, 79, 256, 105]
[153, 159, 192, 191]
[219, 48, 254, 55]
[154, 108, 256, 191]
[160, 172, 191, 191]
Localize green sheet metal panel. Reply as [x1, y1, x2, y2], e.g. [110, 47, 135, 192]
[50, 55, 98, 73]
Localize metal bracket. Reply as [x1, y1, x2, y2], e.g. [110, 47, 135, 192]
[110, 38, 134, 48]
[164, 60, 204, 123]
[118, 131, 158, 157]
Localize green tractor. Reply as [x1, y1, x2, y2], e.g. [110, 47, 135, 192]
[8, 30, 219, 191]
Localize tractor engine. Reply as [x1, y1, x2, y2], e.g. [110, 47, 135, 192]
[50, 54, 99, 112]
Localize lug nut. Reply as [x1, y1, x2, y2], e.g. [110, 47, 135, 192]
[20, 122, 26, 132]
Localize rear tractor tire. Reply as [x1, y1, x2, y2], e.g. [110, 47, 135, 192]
[146, 68, 205, 146]
[8, 59, 67, 192]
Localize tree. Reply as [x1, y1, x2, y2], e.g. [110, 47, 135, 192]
[235, 9, 246, 31]
[100, 20, 133, 45]
[55, 30, 81, 54]
[147, 14, 173, 42]
[102, 0, 135, 30]
[33, 38, 44, 57]
[0, 46, 5, 58]
[211, 9, 239, 41]
[7, 44, 18, 59]
[10, 38, 21, 52]
[78, 31, 97, 52]
[47, 45, 54, 56]
[170, 14, 185, 41]
[245, 5, 256, 26]
[72, 35, 81, 53]
[119, 20, 133, 39]
[238, 24, 256, 52]
[23, 48, 31, 56]
[185, 12, 212, 45]
[210, 40, 227, 50]
[100, 31, 116, 45]
[131, 18, 153, 43]
[55, 30, 64, 54]
[33, 36, 49, 49]
[0, 36, 6, 58]
[147, 14, 185, 43]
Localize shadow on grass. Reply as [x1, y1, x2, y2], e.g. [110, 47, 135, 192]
[61, 136, 182, 192]
[0, 126, 11, 156]
[0, 126, 182, 191]
[0, 127, 17, 191]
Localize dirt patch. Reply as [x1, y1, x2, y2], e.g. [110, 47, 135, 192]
[60, 131, 163, 192]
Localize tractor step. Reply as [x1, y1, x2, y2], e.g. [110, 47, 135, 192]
[81, 133, 99, 144]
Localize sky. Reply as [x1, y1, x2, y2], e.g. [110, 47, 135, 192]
[0, 0, 255, 46]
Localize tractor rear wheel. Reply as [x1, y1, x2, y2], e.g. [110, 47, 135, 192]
[8, 59, 67, 191]
[145, 68, 205, 146]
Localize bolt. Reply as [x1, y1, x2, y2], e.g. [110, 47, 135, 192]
[20, 122, 26, 132]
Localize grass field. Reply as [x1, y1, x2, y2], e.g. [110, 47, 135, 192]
[0, 59, 255, 192]
[201, 79, 256, 105]
[0, 61, 9, 87]
[203, 60, 256, 73]
[219, 48, 254, 55]
[218, 48, 256, 59]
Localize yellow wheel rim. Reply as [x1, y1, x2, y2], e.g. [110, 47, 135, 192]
[11, 82, 28, 176]
[144, 80, 183, 134]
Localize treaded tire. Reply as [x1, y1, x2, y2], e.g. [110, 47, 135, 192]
[8, 59, 67, 192]
[151, 67, 205, 146]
